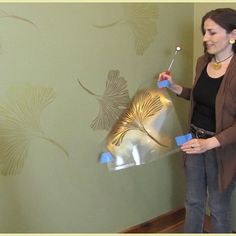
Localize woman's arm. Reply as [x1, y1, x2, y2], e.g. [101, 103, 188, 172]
[157, 72, 192, 99]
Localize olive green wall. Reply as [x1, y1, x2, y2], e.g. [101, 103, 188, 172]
[0, 3, 193, 233]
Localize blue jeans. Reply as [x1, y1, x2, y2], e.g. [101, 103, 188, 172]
[184, 149, 235, 233]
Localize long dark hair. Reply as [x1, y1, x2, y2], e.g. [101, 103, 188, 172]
[201, 8, 236, 54]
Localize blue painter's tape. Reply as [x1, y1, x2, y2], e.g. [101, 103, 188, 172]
[157, 80, 171, 88]
[175, 133, 193, 146]
[99, 152, 114, 164]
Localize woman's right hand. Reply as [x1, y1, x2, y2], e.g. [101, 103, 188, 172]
[156, 72, 183, 95]
[158, 72, 175, 87]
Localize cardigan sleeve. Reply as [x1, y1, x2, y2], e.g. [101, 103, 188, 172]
[177, 87, 192, 100]
[215, 123, 236, 147]
[213, 55, 236, 147]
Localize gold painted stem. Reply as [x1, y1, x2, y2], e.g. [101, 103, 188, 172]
[92, 19, 123, 28]
[0, 14, 36, 27]
[77, 79, 98, 96]
[142, 126, 168, 148]
[39, 135, 69, 159]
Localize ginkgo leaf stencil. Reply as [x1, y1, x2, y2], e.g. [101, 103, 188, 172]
[107, 88, 170, 153]
[103, 88, 184, 171]
[93, 3, 159, 55]
[77, 70, 130, 131]
[0, 84, 69, 176]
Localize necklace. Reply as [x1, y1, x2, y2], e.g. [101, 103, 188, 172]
[212, 54, 234, 70]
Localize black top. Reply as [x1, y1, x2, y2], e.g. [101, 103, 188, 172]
[191, 66, 223, 132]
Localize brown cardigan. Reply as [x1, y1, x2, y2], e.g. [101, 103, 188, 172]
[179, 54, 236, 191]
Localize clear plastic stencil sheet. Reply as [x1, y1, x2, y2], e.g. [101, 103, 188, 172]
[99, 87, 183, 171]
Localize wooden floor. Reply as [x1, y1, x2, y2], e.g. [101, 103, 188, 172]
[160, 217, 211, 233]
[122, 207, 211, 233]
[158, 219, 184, 233]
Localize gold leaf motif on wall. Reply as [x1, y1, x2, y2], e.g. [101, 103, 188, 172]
[107, 88, 170, 153]
[93, 3, 159, 55]
[0, 85, 69, 176]
[77, 70, 130, 131]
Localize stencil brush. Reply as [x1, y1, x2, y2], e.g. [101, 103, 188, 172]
[165, 46, 181, 75]
[158, 46, 181, 88]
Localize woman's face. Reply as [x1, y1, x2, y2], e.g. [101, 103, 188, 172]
[203, 18, 233, 56]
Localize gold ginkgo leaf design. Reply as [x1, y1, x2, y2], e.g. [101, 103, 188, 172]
[93, 3, 159, 55]
[107, 88, 170, 152]
[0, 8, 36, 27]
[0, 84, 69, 175]
[77, 70, 130, 131]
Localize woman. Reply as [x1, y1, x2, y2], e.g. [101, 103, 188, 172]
[158, 8, 236, 233]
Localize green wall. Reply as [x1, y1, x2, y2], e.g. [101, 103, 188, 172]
[0, 3, 193, 232]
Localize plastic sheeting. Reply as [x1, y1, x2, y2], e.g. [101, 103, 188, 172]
[99, 87, 183, 171]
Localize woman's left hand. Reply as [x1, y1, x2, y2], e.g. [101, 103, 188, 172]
[181, 137, 221, 154]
